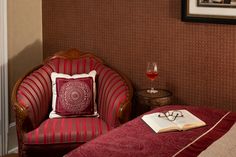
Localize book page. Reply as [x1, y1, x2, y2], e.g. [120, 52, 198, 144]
[141, 113, 179, 133]
[172, 110, 206, 130]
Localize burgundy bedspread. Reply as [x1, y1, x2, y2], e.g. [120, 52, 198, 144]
[64, 105, 236, 157]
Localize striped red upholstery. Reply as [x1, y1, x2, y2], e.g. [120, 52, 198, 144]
[48, 57, 130, 127]
[17, 64, 54, 128]
[95, 63, 129, 127]
[15, 54, 131, 157]
[23, 117, 109, 144]
[17, 57, 130, 128]
[48, 57, 97, 74]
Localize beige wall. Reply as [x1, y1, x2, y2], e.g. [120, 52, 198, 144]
[8, 0, 43, 122]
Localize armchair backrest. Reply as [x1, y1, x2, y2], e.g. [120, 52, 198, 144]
[14, 49, 133, 129]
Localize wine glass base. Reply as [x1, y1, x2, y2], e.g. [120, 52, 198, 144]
[147, 89, 158, 94]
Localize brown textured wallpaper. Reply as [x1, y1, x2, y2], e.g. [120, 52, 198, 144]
[42, 0, 236, 111]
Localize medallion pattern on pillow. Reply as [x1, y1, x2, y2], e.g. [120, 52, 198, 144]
[49, 70, 98, 118]
[56, 77, 94, 116]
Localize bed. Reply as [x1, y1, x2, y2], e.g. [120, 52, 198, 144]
[64, 105, 236, 157]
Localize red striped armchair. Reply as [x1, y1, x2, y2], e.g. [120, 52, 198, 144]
[12, 49, 133, 157]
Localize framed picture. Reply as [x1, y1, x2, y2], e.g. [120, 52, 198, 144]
[182, 0, 236, 24]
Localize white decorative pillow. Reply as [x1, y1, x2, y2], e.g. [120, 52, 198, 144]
[49, 70, 99, 118]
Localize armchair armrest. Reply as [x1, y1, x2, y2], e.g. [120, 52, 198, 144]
[96, 64, 133, 128]
[117, 99, 132, 123]
[12, 77, 34, 157]
[12, 64, 53, 131]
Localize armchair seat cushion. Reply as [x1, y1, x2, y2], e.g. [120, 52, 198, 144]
[23, 117, 110, 145]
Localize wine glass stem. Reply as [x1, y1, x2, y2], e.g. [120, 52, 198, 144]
[150, 80, 154, 91]
[149, 80, 158, 93]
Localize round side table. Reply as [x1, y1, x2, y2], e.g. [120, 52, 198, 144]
[135, 89, 172, 115]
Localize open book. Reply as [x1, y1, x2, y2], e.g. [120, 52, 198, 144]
[141, 109, 206, 133]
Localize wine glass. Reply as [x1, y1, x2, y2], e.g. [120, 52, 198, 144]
[146, 62, 158, 93]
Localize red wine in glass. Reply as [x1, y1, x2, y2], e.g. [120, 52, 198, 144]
[146, 62, 158, 93]
[146, 71, 158, 81]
